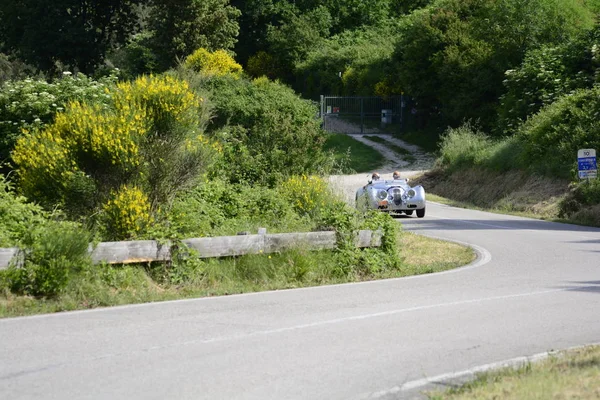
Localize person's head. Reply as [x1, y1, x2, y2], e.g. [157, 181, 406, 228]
[371, 172, 380, 181]
[393, 171, 401, 180]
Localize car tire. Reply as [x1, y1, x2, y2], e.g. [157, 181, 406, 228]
[404, 210, 414, 216]
[416, 207, 425, 218]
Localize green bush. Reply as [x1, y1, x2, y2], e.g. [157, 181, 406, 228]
[184, 48, 242, 76]
[497, 25, 600, 135]
[12, 74, 217, 239]
[388, 0, 596, 130]
[518, 86, 600, 177]
[169, 178, 309, 238]
[184, 72, 332, 186]
[559, 179, 600, 219]
[0, 72, 118, 164]
[437, 124, 528, 173]
[5, 221, 91, 298]
[0, 173, 48, 247]
[295, 23, 400, 98]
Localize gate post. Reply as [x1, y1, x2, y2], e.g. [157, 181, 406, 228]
[360, 97, 364, 134]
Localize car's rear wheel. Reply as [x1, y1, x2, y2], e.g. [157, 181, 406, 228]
[404, 210, 414, 216]
[416, 207, 425, 218]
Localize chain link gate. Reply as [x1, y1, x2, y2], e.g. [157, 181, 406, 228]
[320, 95, 409, 134]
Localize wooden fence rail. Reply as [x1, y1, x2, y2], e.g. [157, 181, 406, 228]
[0, 229, 382, 270]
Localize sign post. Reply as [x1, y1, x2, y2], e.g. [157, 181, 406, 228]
[577, 149, 597, 181]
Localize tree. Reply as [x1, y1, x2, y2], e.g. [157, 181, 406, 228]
[232, 0, 392, 69]
[0, 0, 144, 74]
[148, 0, 241, 70]
[388, 0, 596, 130]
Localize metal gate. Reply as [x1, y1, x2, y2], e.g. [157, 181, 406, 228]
[320, 95, 407, 134]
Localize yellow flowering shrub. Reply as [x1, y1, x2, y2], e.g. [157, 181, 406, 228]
[184, 48, 242, 77]
[114, 75, 201, 134]
[280, 175, 330, 217]
[102, 186, 152, 240]
[13, 102, 146, 200]
[12, 74, 216, 236]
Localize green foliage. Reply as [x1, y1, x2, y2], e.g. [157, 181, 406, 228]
[279, 175, 331, 218]
[0, 53, 37, 85]
[0, 172, 92, 297]
[295, 23, 400, 98]
[559, 179, 600, 219]
[389, 0, 596, 130]
[0, 72, 118, 165]
[246, 51, 281, 80]
[233, 0, 393, 81]
[186, 73, 331, 186]
[437, 123, 527, 173]
[498, 25, 600, 135]
[184, 48, 242, 76]
[169, 178, 309, 238]
[518, 86, 600, 177]
[265, 6, 332, 79]
[389, 0, 433, 16]
[148, 0, 241, 71]
[107, 32, 160, 79]
[0, 173, 48, 247]
[0, 0, 144, 73]
[4, 221, 91, 298]
[12, 74, 216, 238]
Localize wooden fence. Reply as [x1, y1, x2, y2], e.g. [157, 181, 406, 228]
[0, 229, 382, 270]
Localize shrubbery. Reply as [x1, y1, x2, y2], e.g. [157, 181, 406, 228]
[295, 23, 399, 98]
[0, 173, 48, 247]
[12, 74, 216, 238]
[0, 173, 92, 297]
[187, 73, 332, 186]
[437, 124, 527, 173]
[4, 222, 91, 298]
[0, 72, 118, 164]
[184, 48, 242, 76]
[518, 86, 600, 177]
[497, 26, 600, 135]
[388, 0, 596, 129]
[168, 178, 309, 238]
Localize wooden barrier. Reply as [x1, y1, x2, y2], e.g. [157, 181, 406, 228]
[0, 229, 382, 270]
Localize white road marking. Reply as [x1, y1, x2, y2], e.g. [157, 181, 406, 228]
[363, 342, 600, 399]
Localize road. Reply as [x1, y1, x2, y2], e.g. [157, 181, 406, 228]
[1, 202, 600, 399]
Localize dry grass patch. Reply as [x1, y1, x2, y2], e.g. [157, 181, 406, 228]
[428, 346, 600, 400]
[415, 168, 569, 220]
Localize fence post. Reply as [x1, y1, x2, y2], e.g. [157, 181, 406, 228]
[360, 97, 364, 134]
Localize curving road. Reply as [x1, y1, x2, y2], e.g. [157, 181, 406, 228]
[1, 202, 600, 399]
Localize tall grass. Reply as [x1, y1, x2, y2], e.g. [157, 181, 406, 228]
[437, 124, 527, 173]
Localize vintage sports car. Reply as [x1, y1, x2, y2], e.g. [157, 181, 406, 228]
[355, 178, 426, 217]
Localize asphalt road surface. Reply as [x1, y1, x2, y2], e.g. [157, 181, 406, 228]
[2, 202, 600, 400]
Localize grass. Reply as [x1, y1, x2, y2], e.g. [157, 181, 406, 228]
[324, 133, 385, 173]
[363, 135, 417, 163]
[427, 346, 600, 399]
[395, 126, 442, 153]
[0, 230, 475, 318]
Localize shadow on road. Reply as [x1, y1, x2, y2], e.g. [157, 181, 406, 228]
[560, 281, 600, 295]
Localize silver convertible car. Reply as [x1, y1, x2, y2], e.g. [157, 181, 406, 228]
[355, 178, 426, 217]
